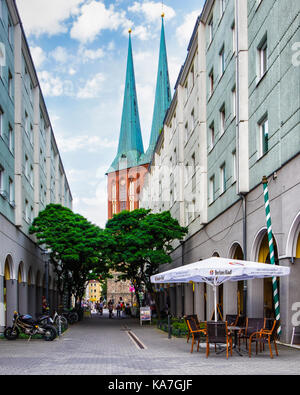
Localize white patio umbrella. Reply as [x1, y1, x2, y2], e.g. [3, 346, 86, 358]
[150, 257, 290, 322]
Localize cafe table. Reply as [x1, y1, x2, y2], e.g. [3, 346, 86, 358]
[228, 326, 247, 356]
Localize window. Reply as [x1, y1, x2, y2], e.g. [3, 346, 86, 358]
[24, 112, 29, 135]
[0, 107, 3, 137]
[8, 71, 13, 98]
[8, 124, 13, 152]
[219, 46, 225, 76]
[220, 163, 226, 194]
[208, 15, 213, 44]
[25, 199, 29, 221]
[209, 69, 214, 96]
[258, 36, 267, 79]
[191, 109, 195, 132]
[184, 121, 188, 144]
[190, 65, 195, 89]
[184, 81, 188, 102]
[209, 122, 215, 150]
[220, 0, 225, 16]
[29, 165, 34, 186]
[220, 105, 225, 135]
[24, 155, 29, 178]
[232, 86, 236, 118]
[129, 180, 135, 211]
[209, 175, 215, 204]
[232, 150, 237, 182]
[30, 123, 33, 145]
[119, 178, 126, 202]
[30, 206, 34, 223]
[9, 177, 14, 204]
[259, 116, 268, 157]
[231, 22, 236, 54]
[0, 165, 4, 193]
[8, 19, 13, 45]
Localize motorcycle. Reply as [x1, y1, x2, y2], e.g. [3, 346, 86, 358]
[4, 311, 57, 341]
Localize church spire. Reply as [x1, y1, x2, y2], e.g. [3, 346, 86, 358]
[142, 14, 171, 163]
[107, 30, 144, 173]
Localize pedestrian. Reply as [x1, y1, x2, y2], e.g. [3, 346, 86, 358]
[108, 299, 113, 319]
[116, 302, 121, 318]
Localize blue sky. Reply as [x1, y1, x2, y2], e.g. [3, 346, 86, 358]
[16, 0, 205, 228]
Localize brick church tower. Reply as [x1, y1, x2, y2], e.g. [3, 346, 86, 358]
[106, 16, 171, 219]
[105, 17, 171, 304]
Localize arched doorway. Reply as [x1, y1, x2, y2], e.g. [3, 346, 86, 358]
[4, 255, 13, 326]
[258, 232, 279, 318]
[230, 243, 244, 315]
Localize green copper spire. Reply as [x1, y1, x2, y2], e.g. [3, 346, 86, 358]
[140, 15, 171, 164]
[107, 31, 144, 173]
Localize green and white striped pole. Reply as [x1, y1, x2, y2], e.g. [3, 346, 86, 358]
[262, 176, 281, 336]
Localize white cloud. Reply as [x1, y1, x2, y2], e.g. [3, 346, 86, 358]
[128, 1, 176, 23]
[70, 1, 132, 43]
[77, 73, 106, 99]
[50, 46, 70, 64]
[30, 46, 47, 69]
[38, 70, 74, 97]
[16, 0, 84, 37]
[79, 47, 105, 63]
[55, 133, 117, 153]
[176, 10, 201, 47]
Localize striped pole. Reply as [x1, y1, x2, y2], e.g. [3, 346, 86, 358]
[262, 176, 281, 336]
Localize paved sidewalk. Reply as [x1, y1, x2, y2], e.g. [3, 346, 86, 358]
[0, 311, 299, 375]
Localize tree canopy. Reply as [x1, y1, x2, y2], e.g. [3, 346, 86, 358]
[103, 208, 188, 310]
[29, 204, 110, 303]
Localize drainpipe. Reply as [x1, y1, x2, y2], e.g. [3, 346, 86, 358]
[240, 193, 247, 318]
[235, 0, 247, 318]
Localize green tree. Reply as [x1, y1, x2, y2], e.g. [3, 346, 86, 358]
[29, 204, 109, 307]
[103, 209, 188, 316]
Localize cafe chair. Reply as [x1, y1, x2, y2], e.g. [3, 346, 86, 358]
[184, 315, 200, 343]
[225, 314, 238, 326]
[206, 321, 232, 359]
[249, 318, 279, 358]
[186, 318, 206, 353]
[238, 318, 265, 351]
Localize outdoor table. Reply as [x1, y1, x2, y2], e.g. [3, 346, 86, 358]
[228, 326, 247, 356]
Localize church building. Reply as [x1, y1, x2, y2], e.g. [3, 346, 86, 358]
[106, 15, 171, 220]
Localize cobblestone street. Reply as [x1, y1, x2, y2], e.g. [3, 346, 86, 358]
[0, 311, 299, 376]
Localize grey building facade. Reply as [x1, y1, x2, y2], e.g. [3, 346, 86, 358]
[140, 0, 300, 343]
[0, 0, 72, 332]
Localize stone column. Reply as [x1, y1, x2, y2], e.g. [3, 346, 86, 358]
[184, 284, 194, 315]
[0, 275, 5, 332]
[6, 279, 18, 326]
[194, 283, 205, 320]
[176, 285, 183, 317]
[18, 282, 28, 315]
[247, 279, 264, 318]
[36, 286, 43, 315]
[223, 282, 238, 318]
[28, 284, 36, 318]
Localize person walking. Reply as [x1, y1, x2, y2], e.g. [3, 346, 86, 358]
[108, 300, 113, 319]
[116, 301, 121, 318]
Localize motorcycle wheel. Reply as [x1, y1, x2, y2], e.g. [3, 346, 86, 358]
[43, 325, 57, 341]
[4, 326, 19, 340]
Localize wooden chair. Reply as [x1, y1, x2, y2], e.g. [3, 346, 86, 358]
[186, 317, 206, 353]
[238, 318, 264, 351]
[184, 315, 199, 343]
[225, 314, 238, 326]
[206, 321, 232, 359]
[249, 318, 279, 358]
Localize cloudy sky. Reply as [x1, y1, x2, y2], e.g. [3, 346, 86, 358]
[16, 0, 205, 228]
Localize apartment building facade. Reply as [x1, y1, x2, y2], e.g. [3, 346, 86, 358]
[0, 0, 72, 332]
[140, 0, 300, 343]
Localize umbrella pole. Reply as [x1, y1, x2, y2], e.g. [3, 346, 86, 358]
[213, 285, 217, 322]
